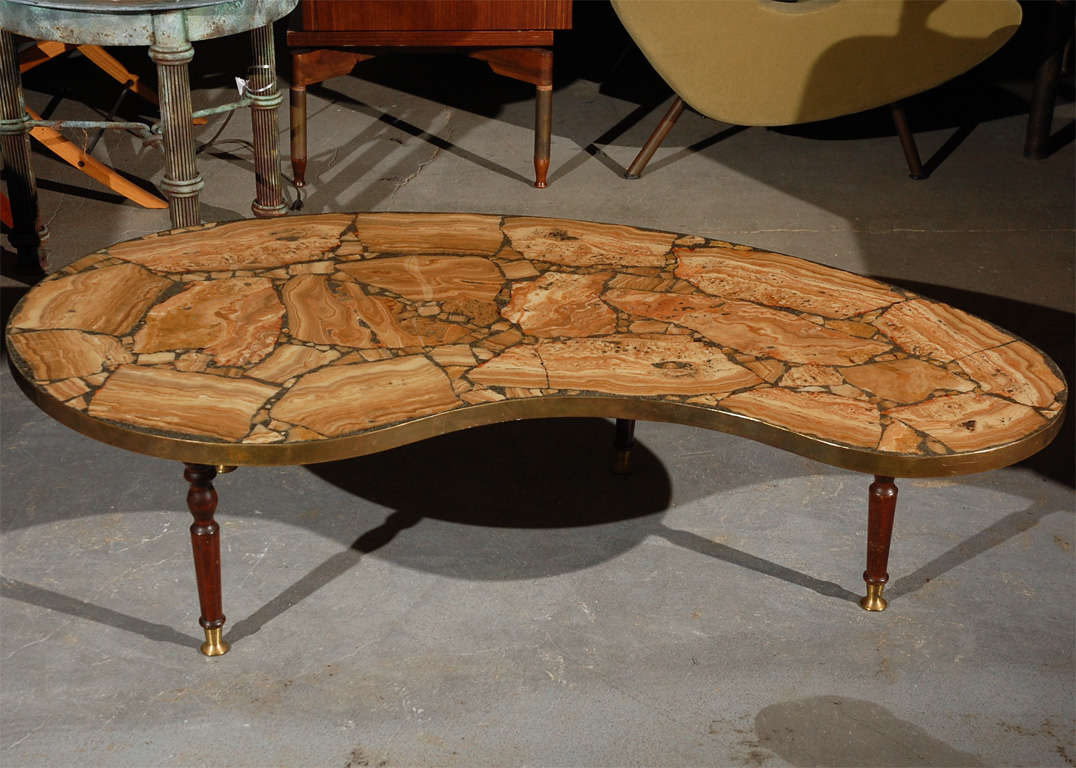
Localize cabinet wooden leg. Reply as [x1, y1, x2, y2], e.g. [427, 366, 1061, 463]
[613, 418, 636, 475]
[290, 85, 308, 189]
[861, 475, 897, 612]
[184, 463, 229, 656]
[534, 84, 552, 188]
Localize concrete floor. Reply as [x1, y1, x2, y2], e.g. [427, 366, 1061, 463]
[1, 22, 1073, 768]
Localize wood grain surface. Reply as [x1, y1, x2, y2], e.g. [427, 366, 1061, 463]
[6, 213, 1066, 471]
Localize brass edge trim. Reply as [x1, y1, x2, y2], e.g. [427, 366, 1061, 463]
[14, 369, 1067, 478]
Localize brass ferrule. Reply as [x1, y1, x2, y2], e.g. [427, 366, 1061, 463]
[200, 627, 231, 656]
[859, 583, 888, 612]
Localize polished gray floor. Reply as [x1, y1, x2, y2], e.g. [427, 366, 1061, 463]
[1, 29, 1073, 768]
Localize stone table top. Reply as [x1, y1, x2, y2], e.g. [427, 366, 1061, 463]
[5, 213, 1066, 476]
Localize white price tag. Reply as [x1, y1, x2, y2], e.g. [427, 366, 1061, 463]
[235, 76, 248, 96]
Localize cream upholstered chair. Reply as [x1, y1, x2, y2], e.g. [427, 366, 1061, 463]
[611, 0, 1022, 179]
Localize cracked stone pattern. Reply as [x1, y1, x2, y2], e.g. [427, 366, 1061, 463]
[5, 213, 1066, 456]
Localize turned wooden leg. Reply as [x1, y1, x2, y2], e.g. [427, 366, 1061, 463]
[613, 418, 636, 475]
[184, 463, 229, 656]
[290, 85, 308, 189]
[625, 96, 685, 179]
[534, 84, 552, 188]
[248, 23, 287, 218]
[889, 102, 926, 180]
[861, 475, 897, 612]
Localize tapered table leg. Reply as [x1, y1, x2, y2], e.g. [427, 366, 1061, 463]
[249, 23, 287, 218]
[184, 463, 229, 656]
[150, 11, 203, 228]
[534, 84, 552, 188]
[861, 475, 898, 612]
[0, 30, 47, 275]
[290, 85, 308, 189]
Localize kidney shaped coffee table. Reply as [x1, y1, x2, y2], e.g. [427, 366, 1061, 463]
[5, 213, 1066, 655]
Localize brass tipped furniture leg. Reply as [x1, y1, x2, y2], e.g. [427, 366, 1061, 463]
[0, 30, 48, 274]
[201, 626, 230, 656]
[625, 96, 685, 179]
[534, 84, 552, 188]
[613, 418, 636, 474]
[184, 463, 229, 655]
[290, 85, 307, 188]
[861, 475, 897, 612]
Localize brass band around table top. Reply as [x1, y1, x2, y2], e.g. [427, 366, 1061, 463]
[5, 213, 1066, 475]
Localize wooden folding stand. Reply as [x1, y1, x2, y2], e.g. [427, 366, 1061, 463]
[18, 40, 167, 209]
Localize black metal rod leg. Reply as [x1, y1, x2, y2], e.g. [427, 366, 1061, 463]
[0, 30, 48, 275]
[249, 23, 287, 218]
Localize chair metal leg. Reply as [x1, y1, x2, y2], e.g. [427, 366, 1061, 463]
[625, 96, 685, 179]
[890, 101, 926, 180]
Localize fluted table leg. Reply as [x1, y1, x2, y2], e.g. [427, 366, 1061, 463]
[249, 23, 287, 218]
[0, 30, 47, 274]
[150, 11, 202, 228]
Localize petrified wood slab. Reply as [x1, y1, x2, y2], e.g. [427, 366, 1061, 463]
[6, 213, 1066, 476]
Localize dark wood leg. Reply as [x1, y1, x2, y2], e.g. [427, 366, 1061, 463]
[889, 101, 926, 180]
[613, 418, 636, 475]
[625, 96, 685, 179]
[249, 23, 288, 218]
[0, 30, 48, 276]
[290, 85, 308, 189]
[534, 84, 552, 188]
[184, 463, 230, 656]
[861, 475, 897, 612]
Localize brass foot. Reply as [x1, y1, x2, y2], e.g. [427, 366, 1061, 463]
[613, 449, 632, 475]
[859, 583, 888, 612]
[200, 627, 231, 656]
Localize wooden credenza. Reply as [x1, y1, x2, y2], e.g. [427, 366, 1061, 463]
[287, 0, 572, 189]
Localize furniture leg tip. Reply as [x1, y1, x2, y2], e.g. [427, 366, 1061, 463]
[612, 449, 633, 475]
[859, 584, 888, 612]
[624, 172, 640, 180]
[251, 201, 289, 219]
[200, 628, 230, 656]
[534, 180, 547, 189]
